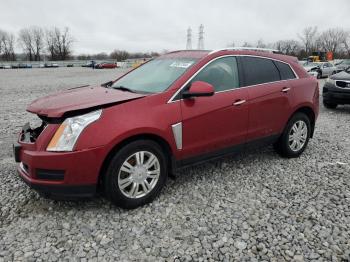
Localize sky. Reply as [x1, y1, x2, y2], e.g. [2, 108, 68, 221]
[1, 0, 349, 54]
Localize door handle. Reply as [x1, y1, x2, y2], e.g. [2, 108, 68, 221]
[281, 87, 290, 93]
[233, 99, 246, 106]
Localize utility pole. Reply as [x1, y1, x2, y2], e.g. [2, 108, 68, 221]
[198, 24, 204, 50]
[186, 27, 192, 50]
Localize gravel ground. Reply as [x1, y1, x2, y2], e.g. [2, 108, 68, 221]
[0, 67, 350, 261]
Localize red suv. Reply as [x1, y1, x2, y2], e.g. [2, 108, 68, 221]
[14, 48, 319, 209]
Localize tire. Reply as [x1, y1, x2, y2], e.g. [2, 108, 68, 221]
[103, 140, 168, 209]
[317, 71, 322, 79]
[323, 100, 337, 109]
[274, 112, 311, 158]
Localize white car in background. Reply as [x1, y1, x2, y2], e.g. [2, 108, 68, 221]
[302, 61, 337, 78]
[301, 62, 319, 78]
[316, 62, 337, 78]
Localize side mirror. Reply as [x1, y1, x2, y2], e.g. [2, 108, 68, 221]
[182, 81, 215, 99]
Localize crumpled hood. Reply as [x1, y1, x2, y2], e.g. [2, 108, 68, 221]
[27, 85, 147, 118]
[331, 70, 350, 80]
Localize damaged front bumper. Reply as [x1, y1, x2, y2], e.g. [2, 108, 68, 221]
[13, 119, 104, 199]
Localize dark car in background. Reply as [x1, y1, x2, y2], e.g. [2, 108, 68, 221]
[323, 67, 350, 109]
[18, 63, 32, 69]
[82, 61, 96, 68]
[44, 63, 59, 68]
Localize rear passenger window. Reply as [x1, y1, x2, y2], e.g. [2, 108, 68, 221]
[240, 57, 280, 86]
[274, 61, 296, 80]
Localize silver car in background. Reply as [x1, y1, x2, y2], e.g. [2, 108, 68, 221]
[302, 61, 337, 79]
[301, 62, 319, 78]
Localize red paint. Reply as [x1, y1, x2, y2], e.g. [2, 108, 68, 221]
[17, 50, 319, 191]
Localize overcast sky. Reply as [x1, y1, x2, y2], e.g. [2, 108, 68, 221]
[1, 0, 349, 54]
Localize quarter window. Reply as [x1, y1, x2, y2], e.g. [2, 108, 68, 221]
[274, 61, 296, 80]
[191, 57, 239, 92]
[240, 57, 280, 86]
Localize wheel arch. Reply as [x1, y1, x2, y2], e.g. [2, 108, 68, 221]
[97, 133, 174, 190]
[289, 106, 316, 138]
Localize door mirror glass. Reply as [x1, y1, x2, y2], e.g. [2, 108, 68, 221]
[182, 81, 214, 98]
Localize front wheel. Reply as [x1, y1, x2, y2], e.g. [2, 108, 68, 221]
[274, 113, 311, 158]
[317, 71, 322, 79]
[104, 140, 168, 209]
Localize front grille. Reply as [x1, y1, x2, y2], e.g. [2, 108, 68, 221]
[20, 120, 47, 143]
[336, 81, 350, 89]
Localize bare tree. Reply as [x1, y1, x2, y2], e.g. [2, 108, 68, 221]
[110, 50, 129, 61]
[46, 27, 73, 60]
[256, 39, 266, 48]
[45, 29, 56, 60]
[32, 27, 44, 60]
[318, 28, 347, 54]
[0, 29, 4, 55]
[0, 30, 16, 61]
[343, 31, 350, 57]
[242, 41, 252, 47]
[298, 26, 318, 55]
[275, 40, 301, 55]
[18, 28, 34, 60]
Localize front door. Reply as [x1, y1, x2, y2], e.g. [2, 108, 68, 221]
[179, 56, 249, 159]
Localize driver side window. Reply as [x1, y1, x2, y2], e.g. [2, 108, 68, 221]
[191, 57, 240, 92]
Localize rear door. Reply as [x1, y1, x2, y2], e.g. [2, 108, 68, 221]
[179, 56, 249, 159]
[239, 56, 295, 141]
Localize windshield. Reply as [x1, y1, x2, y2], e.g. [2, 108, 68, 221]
[112, 58, 197, 93]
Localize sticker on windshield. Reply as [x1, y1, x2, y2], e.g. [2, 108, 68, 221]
[170, 61, 193, 68]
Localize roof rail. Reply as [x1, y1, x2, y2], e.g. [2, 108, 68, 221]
[209, 47, 279, 55]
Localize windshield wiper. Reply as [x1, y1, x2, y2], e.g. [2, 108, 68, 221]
[113, 86, 135, 93]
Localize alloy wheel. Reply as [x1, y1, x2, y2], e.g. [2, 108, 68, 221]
[288, 120, 308, 152]
[117, 151, 160, 199]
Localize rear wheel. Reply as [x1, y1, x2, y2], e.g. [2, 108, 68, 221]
[323, 100, 337, 109]
[274, 113, 311, 158]
[104, 140, 168, 209]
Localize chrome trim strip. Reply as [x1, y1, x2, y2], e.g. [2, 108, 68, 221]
[171, 122, 182, 150]
[167, 54, 299, 104]
[233, 100, 246, 106]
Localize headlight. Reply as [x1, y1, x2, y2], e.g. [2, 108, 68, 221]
[326, 78, 336, 86]
[47, 109, 102, 151]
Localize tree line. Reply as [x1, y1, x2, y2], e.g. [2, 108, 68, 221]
[76, 50, 160, 61]
[233, 27, 350, 59]
[0, 26, 74, 61]
[1, 26, 350, 62]
[0, 25, 159, 62]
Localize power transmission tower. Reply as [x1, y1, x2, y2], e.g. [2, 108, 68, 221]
[197, 24, 204, 50]
[186, 27, 192, 50]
